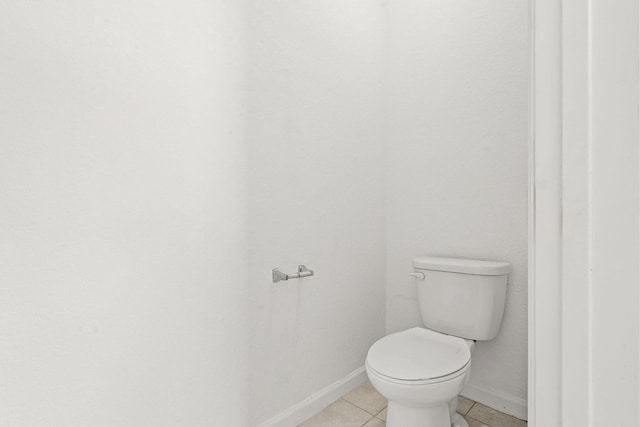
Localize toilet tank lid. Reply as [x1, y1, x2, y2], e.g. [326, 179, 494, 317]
[413, 256, 510, 276]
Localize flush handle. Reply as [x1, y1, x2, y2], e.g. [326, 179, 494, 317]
[409, 271, 425, 280]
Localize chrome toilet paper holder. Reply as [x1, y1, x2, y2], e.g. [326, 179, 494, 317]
[272, 265, 314, 283]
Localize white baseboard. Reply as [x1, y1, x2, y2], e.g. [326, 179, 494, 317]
[461, 382, 528, 421]
[257, 367, 367, 427]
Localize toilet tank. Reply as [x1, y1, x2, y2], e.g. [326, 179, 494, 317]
[413, 256, 510, 341]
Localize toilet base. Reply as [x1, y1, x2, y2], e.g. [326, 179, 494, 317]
[386, 402, 469, 427]
[386, 401, 450, 427]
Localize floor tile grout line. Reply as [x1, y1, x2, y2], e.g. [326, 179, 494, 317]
[359, 414, 374, 427]
[339, 398, 368, 413]
[463, 401, 476, 416]
[466, 402, 528, 426]
[342, 396, 387, 417]
[374, 405, 387, 418]
[466, 415, 493, 427]
[338, 398, 382, 421]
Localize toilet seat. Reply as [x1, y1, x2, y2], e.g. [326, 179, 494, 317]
[366, 327, 471, 384]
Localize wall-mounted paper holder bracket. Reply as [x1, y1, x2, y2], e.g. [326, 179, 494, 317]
[272, 265, 314, 283]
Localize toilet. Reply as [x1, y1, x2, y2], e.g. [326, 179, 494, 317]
[366, 256, 510, 427]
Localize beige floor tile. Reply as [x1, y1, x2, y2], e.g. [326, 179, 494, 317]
[376, 407, 387, 421]
[342, 381, 388, 415]
[298, 400, 372, 427]
[457, 396, 474, 415]
[363, 417, 385, 427]
[467, 403, 527, 427]
[466, 417, 491, 427]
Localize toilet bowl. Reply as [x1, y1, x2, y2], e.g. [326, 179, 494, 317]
[365, 256, 509, 427]
[366, 327, 473, 427]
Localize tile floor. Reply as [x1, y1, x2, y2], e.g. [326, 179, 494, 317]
[298, 381, 527, 427]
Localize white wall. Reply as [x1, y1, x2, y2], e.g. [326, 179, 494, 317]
[1, 1, 531, 425]
[0, 1, 249, 425]
[386, 0, 529, 415]
[246, 1, 387, 424]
